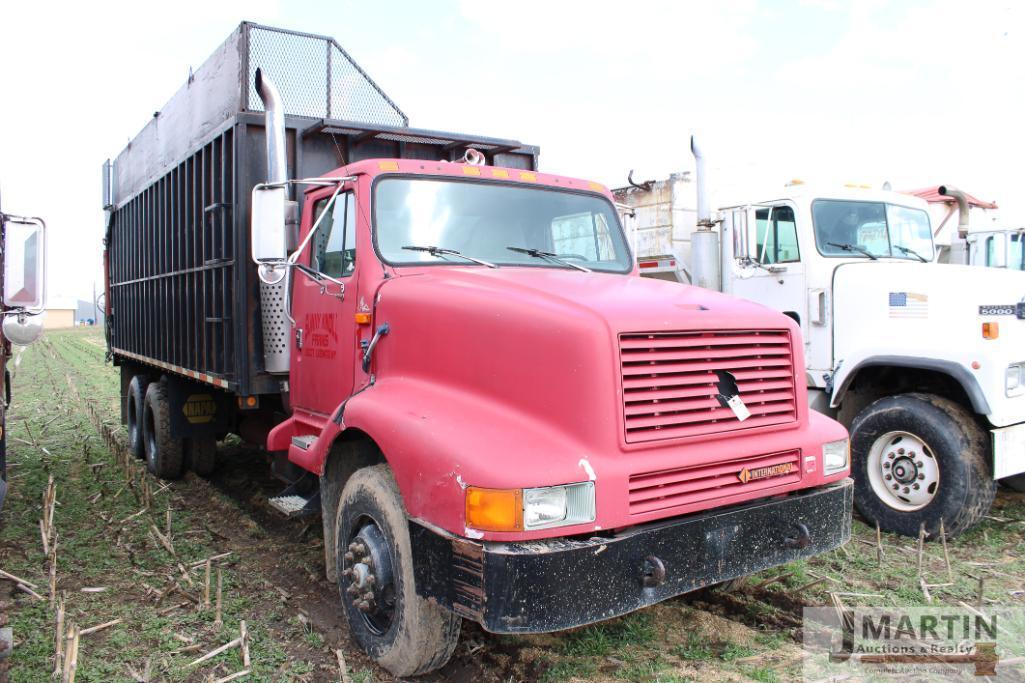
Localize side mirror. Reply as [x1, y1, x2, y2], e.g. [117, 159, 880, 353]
[3, 217, 45, 310]
[252, 185, 288, 264]
[2, 215, 46, 346]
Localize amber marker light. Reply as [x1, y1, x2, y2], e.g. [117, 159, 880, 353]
[983, 322, 999, 340]
[465, 487, 523, 532]
[354, 312, 372, 325]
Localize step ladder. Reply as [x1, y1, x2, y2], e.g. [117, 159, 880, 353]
[268, 441, 321, 517]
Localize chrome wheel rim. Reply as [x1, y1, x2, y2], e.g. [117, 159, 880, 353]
[866, 430, 939, 511]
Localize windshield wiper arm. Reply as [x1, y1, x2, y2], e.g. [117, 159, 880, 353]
[401, 245, 497, 268]
[894, 245, 928, 263]
[827, 242, 878, 260]
[506, 246, 592, 272]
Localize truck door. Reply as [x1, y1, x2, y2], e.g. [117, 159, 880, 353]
[728, 203, 809, 346]
[289, 188, 359, 417]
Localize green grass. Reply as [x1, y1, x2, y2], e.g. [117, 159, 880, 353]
[1, 329, 312, 681]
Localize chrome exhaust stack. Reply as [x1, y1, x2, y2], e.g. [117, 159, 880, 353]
[689, 136, 720, 290]
[939, 185, 970, 265]
[252, 68, 292, 373]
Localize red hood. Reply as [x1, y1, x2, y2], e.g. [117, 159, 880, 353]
[370, 266, 803, 456]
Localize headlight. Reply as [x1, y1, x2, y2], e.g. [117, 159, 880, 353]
[822, 438, 849, 475]
[465, 482, 595, 532]
[1006, 362, 1025, 397]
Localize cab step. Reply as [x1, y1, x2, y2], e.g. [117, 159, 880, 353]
[267, 472, 320, 518]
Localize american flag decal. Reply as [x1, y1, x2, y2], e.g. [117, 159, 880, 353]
[889, 291, 929, 318]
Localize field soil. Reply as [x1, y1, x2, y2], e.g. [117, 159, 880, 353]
[1, 327, 1023, 681]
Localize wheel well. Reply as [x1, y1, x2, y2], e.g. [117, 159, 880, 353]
[836, 366, 978, 428]
[319, 429, 386, 583]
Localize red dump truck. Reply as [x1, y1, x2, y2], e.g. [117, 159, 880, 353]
[103, 23, 853, 676]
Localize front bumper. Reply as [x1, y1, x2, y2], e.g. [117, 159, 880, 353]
[410, 478, 853, 633]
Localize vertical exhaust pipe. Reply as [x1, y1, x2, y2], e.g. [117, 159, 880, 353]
[253, 68, 292, 374]
[938, 185, 970, 265]
[938, 185, 969, 239]
[691, 136, 711, 228]
[255, 68, 287, 186]
[689, 135, 720, 290]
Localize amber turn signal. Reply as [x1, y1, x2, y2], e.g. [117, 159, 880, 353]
[354, 312, 372, 325]
[983, 322, 999, 340]
[465, 487, 523, 532]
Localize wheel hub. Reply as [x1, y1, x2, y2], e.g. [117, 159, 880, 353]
[341, 522, 395, 634]
[867, 431, 939, 512]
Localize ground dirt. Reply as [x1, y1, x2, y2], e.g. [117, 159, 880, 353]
[1, 328, 1023, 682]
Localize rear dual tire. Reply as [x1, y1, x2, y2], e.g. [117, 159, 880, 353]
[126, 375, 149, 460]
[143, 379, 184, 480]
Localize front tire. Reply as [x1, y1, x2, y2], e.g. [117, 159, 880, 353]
[850, 393, 995, 538]
[335, 465, 459, 676]
[143, 380, 184, 480]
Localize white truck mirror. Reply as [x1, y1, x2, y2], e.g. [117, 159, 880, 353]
[251, 185, 288, 264]
[3, 217, 45, 310]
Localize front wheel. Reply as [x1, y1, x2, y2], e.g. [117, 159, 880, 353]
[335, 465, 460, 677]
[850, 393, 995, 538]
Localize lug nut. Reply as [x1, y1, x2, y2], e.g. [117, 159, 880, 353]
[888, 453, 896, 459]
[898, 448, 905, 455]
[912, 483, 920, 490]
[366, 575, 376, 586]
[346, 584, 359, 596]
[353, 543, 366, 555]
[903, 487, 910, 494]
[357, 600, 370, 612]
[347, 542, 359, 552]
[343, 552, 354, 563]
[892, 483, 899, 490]
[918, 473, 925, 480]
[916, 461, 924, 468]
[883, 462, 891, 469]
[885, 474, 892, 481]
[342, 568, 353, 579]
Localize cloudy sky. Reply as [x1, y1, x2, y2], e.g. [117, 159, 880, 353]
[1, 0, 1022, 301]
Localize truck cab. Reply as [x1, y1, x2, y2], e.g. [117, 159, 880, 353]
[619, 160, 1025, 539]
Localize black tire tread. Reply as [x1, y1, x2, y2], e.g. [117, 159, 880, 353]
[851, 392, 995, 538]
[127, 375, 149, 460]
[185, 436, 217, 478]
[336, 464, 459, 676]
[143, 380, 184, 480]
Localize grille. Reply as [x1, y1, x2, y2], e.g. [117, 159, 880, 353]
[620, 330, 797, 443]
[629, 449, 802, 515]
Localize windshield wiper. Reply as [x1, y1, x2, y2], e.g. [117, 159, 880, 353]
[506, 246, 592, 272]
[401, 245, 497, 268]
[827, 242, 878, 260]
[894, 245, 928, 263]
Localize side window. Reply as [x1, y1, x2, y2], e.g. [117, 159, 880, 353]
[1011, 234, 1024, 271]
[550, 212, 617, 262]
[312, 193, 357, 278]
[754, 205, 800, 264]
[985, 236, 996, 267]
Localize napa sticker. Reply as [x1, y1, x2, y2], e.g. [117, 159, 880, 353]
[183, 394, 217, 424]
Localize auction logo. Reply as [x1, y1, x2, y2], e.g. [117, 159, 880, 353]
[802, 606, 1024, 680]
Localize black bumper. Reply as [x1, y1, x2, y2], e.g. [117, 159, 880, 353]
[410, 478, 853, 633]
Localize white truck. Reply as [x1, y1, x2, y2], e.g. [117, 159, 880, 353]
[966, 228, 1025, 270]
[615, 139, 1025, 537]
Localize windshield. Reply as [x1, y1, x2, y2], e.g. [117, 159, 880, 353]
[812, 199, 934, 260]
[374, 177, 632, 272]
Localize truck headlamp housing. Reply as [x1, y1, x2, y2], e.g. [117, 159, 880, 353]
[1006, 362, 1025, 397]
[822, 439, 849, 475]
[465, 482, 595, 532]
